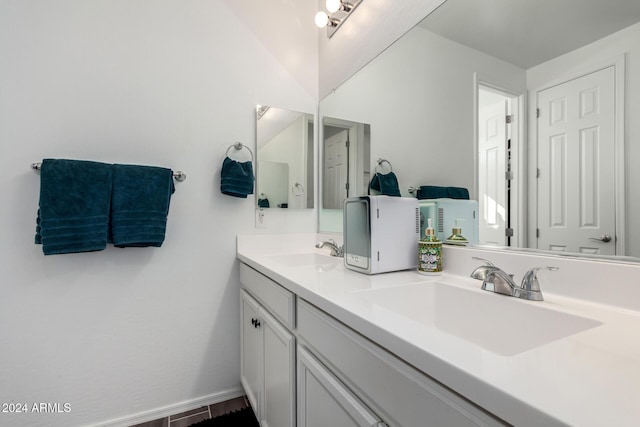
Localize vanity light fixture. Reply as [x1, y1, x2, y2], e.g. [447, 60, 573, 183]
[315, 0, 362, 38]
[256, 105, 270, 120]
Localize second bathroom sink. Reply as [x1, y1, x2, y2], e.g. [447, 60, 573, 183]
[349, 281, 602, 356]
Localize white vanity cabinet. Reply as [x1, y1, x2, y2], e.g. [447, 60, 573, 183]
[240, 264, 296, 427]
[239, 261, 507, 427]
[297, 299, 508, 427]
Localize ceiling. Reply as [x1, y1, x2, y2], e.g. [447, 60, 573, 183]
[419, 0, 640, 69]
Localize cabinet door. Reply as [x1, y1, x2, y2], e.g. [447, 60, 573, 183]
[298, 346, 384, 427]
[240, 290, 261, 416]
[261, 307, 296, 427]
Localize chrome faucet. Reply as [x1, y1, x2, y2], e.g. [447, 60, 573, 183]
[471, 257, 558, 301]
[315, 239, 343, 257]
[470, 257, 497, 281]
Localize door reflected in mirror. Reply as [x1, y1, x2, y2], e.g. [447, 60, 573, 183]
[320, 117, 370, 232]
[256, 106, 314, 209]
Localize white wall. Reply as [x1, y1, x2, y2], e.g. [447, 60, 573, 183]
[320, 26, 526, 200]
[527, 21, 640, 257]
[0, 1, 316, 426]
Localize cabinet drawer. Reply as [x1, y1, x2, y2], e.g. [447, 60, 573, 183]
[240, 263, 295, 330]
[297, 299, 506, 427]
[298, 345, 384, 427]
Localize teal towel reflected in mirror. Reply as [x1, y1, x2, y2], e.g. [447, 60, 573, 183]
[369, 172, 401, 197]
[35, 159, 175, 255]
[221, 157, 254, 198]
[416, 185, 469, 200]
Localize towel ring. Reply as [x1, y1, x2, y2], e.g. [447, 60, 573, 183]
[292, 182, 304, 196]
[226, 142, 254, 162]
[31, 162, 187, 182]
[375, 158, 393, 174]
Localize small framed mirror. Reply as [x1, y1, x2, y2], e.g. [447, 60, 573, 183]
[256, 105, 314, 209]
[319, 116, 371, 232]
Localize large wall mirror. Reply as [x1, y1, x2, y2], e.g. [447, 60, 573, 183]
[256, 105, 314, 209]
[318, 0, 640, 261]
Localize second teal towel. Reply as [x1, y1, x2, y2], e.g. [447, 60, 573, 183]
[110, 164, 175, 247]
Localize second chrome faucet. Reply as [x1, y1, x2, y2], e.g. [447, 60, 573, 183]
[470, 257, 558, 301]
[315, 239, 344, 257]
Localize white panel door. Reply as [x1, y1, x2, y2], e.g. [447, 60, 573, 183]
[297, 346, 383, 427]
[478, 100, 507, 246]
[537, 66, 616, 255]
[323, 129, 349, 209]
[261, 307, 295, 427]
[240, 290, 261, 417]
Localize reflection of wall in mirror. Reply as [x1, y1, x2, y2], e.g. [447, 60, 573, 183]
[258, 114, 308, 209]
[258, 161, 289, 208]
[321, 26, 526, 199]
[319, 26, 525, 232]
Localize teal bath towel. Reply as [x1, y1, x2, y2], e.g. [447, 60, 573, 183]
[35, 159, 112, 255]
[221, 157, 254, 198]
[416, 186, 469, 200]
[110, 164, 175, 247]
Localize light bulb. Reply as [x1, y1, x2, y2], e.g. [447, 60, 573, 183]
[326, 0, 341, 13]
[314, 11, 329, 28]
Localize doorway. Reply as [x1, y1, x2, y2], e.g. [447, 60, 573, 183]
[321, 118, 370, 210]
[477, 84, 521, 247]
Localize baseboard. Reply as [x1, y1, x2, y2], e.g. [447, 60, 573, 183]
[93, 385, 245, 427]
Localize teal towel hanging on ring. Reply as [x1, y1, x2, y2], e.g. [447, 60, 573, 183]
[220, 143, 255, 198]
[368, 172, 401, 197]
[221, 157, 254, 198]
[369, 158, 401, 197]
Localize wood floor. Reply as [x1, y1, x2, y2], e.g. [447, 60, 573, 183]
[130, 396, 249, 427]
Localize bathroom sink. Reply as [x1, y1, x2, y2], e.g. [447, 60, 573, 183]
[351, 282, 602, 356]
[265, 252, 342, 267]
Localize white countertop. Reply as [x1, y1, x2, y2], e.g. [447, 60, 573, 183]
[237, 233, 640, 427]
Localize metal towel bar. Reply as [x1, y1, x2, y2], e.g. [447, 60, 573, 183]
[31, 162, 187, 182]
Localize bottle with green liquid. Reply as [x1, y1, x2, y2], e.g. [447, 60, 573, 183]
[418, 218, 442, 275]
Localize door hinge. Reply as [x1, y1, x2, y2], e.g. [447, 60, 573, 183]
[506, 114, 513, 124]
[505, 171, 514, 180]
[536, 108, 540, 118]
[345, 182, 350, 191]
[536, 168, 541, 178]
[505, 228, 514, 237]
[536, 228, 540, 238]
[345, 139, 350, 148]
